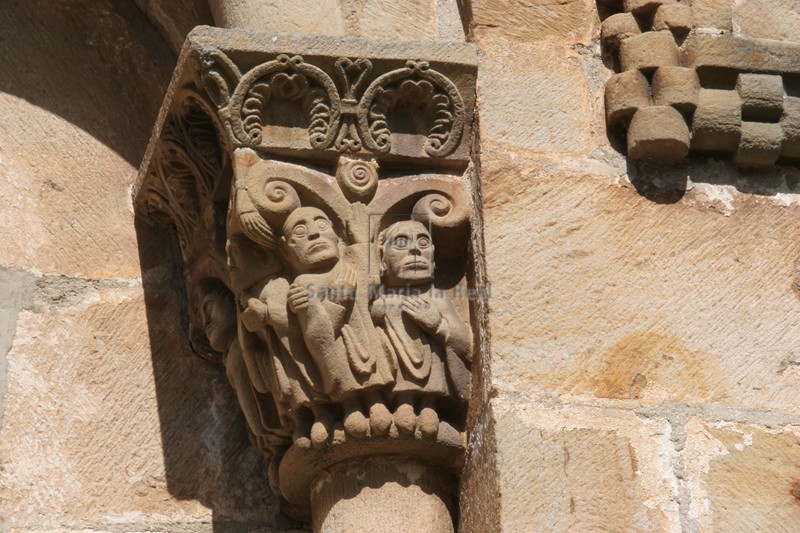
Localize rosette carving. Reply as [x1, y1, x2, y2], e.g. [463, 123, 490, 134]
[335, 156, 379, 203]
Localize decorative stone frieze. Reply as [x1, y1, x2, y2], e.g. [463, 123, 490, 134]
[134, 26, 478, 528]
[601, 0, 800, 167]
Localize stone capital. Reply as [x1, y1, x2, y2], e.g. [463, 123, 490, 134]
[134, 26, 479, 528]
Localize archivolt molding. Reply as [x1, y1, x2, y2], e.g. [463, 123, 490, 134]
[134, 27, 478, 521]
[600, 0, 800, 167]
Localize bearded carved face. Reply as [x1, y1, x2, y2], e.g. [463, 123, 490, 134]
[380, 220, 435, 287]
[281, 207, 340, 274]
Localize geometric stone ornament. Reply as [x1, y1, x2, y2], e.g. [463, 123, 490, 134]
[133, 26, 478, 528]
[601, 0, 800, 167]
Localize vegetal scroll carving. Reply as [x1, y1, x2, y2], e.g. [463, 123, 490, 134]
[192, 48, 468, 159]
[135, 29, 478, 519]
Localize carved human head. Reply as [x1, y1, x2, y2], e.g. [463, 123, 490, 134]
[197, 282, 236, 354]
[281, 207, 340, 274]
[227, 234, 282, 292]
[379, 220, 435, 287]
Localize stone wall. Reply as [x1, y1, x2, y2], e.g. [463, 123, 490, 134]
[0, 2, 287, 531]
[462, 0, 800, 531]
[2, 0, 800, 532]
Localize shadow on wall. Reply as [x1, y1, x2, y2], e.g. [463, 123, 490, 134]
[625, 157, 800, 205]
[0, 0, 295, 529]
[0, 0, 173, 167]
[135, 214, 299, 531]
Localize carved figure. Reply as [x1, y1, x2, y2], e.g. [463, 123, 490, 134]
[230, 233, 329, 447]
[135, 32, 479, 518]
[196, 280, 289, 490]
[371, 220, 472, 438]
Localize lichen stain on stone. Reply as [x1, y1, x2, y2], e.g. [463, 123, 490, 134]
[577, 331, 727, 401]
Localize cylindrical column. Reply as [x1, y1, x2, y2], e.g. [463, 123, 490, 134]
[310, 456, 456, 533]
[207, 0, 345, 34]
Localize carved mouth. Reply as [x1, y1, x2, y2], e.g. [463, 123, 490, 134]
[308, 241, 330, 253]
[403, 259, 429, 270]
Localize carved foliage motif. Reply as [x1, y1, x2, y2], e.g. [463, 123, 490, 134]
[197, 50, 466, 158]
[136, 31, 478, 518]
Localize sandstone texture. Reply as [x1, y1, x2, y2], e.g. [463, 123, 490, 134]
[208, 0, 464, 40]
[0, 0, 170, 279]
[0, 1, 293, 531]
[478, 39, 593, 156]
[0, 288, 287, 531]
[4, 0, 800, 531]
[469, 0, 800, 529]
[599, 0, 800, 167]
[471, 0, 596, 45]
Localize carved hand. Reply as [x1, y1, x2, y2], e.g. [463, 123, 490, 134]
[334, 263, 358, 300]
[401, 295, 442, 333]
[287, 284, 310, 314]
[241, 297, 269, 332]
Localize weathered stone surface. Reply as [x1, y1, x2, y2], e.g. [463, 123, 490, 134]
[651, 66, 700, 112]
[134, 0, 214, 56]
[0, 0, 172, 278]
[734, 122, 783, 167]
[491, 399, 679, 532]
[619, 31, 679, 73]
[684, 419, 800, 531]
[682, 34, 800, 76]
[478, 40, 591, 154]
[606, 70, 651, 125]
[691, 89, 742, 153]
[732, 0, 800, 41]
[627, 105, 690, 164]
[0, 289, 285, 530]
[208, 0, 345, 34]
[481, 162, 800, 412]
[652, 3, 693, 33]
[783, 97, 800, 159]
[208, 0, 461, 40]
[0, 269, 36, 423]
[691, 0, 732, 30]
[601, 12, 641, 49]
[623, 0, 675, 15]
[459, 405, 500, 533]
[311, 457, 455, 532]
[472, 0, 596, 44]
[737, 73, 785, 122]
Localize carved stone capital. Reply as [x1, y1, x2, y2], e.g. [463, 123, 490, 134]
[134, 27, 478, 525]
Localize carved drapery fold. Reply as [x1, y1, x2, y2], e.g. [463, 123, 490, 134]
[134, 27, 478, 522]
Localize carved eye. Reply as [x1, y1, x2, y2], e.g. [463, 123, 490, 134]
[417, 236, 431, 248]
[292, 224, 308, 237]
[316, 218, 330, 231]
[392, 236, 409, 249]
